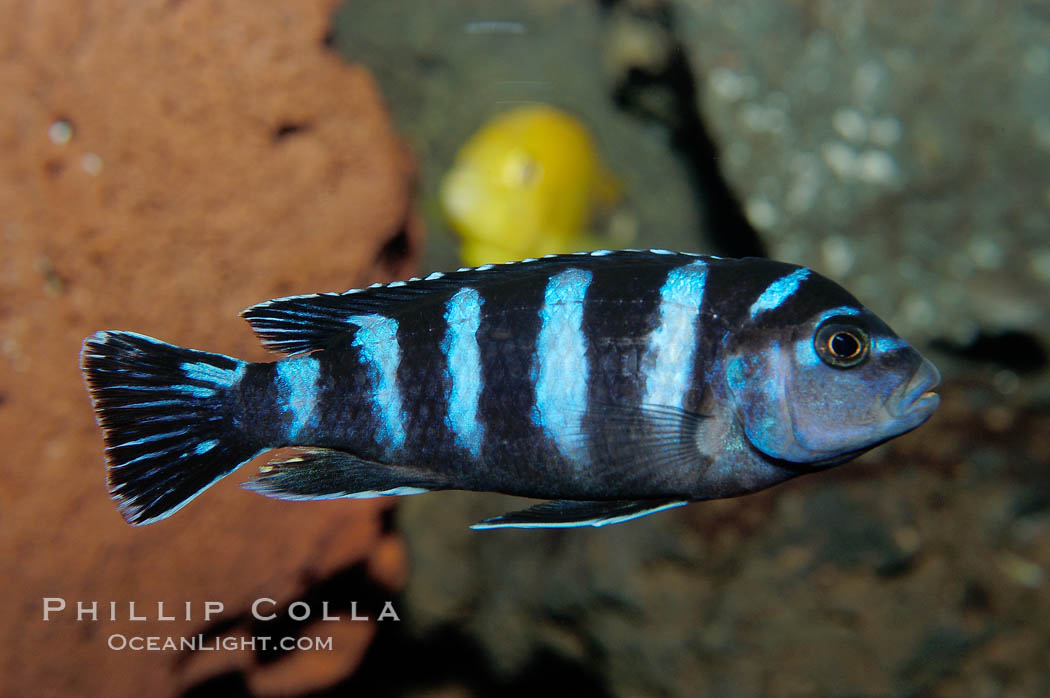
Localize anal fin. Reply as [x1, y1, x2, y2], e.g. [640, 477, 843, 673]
[243, 448, 444, 501]
[470, 499, 689, 530]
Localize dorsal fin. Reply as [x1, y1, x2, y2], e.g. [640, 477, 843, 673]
[240, 249, 707, 355]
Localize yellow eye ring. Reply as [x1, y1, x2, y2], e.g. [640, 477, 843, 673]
[815, 324, 869, 368]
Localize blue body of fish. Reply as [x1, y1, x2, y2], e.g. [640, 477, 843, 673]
[81, 250, 940, 528]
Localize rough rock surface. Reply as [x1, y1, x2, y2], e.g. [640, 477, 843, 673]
[1, 1, 420, 696]
[678, 0, 1050, 347]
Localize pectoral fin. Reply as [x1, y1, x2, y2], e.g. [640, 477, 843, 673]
[470, 499, 688, 530]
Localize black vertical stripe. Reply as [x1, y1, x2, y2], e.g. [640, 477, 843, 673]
[473, 273, 551, 486]
[582, 258, 676, 410]
[394, 299, 455, 464]
[311, 338, 383, 457]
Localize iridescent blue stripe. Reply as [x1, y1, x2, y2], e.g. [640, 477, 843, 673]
[794, 339, 822, 367]
[114, 442, 185, 468]
[194, 439, 219, 455]
[873, 336, 906, 354]
[814, 305, 861, 324]
[115, 427, 192, 449]
[749, 268, 811, 318]
[442, 288, 485, 458]
[345, 486, 430, 499]
[350, 314, 406, 450]
[98, 382, 234, 399]
[181, 360, 245, 387]
[532, 268, 593, 460]
[470, 500, 688, 529]
[642, 261, 708, 409]
[275, 356, 321, 441]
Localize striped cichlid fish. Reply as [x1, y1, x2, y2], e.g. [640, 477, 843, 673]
[81, 250, 940, 528]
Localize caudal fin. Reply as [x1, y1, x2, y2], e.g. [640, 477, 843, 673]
[81, 331, 259, 525]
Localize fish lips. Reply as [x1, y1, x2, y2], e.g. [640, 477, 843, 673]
[888, 357, 941, 423]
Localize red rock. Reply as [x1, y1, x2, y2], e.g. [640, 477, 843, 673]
[1, 1, 418, 695]
[369, 534, 412, 591]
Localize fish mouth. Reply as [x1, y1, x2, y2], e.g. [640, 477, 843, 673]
[889, 357, 941, 420]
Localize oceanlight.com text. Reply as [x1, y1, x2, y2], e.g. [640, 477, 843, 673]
[107, 633, 334, 652]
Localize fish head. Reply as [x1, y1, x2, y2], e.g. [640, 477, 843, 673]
[724, 303, 940, 466]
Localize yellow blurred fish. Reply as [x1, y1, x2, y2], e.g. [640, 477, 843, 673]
[440, 105, 620, 266]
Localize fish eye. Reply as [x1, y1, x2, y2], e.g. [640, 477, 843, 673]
[815, 323, 869, 368]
